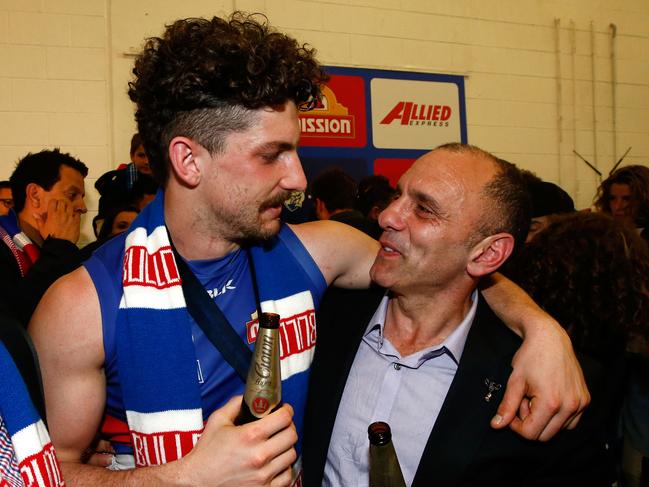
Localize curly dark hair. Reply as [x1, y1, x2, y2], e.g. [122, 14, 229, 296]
[506, 212, 649, 362]
[128, 12, 327, 184]
[594, 165, 649, 227]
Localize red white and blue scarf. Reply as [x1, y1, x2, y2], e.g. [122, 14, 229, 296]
[0, 343, 64, 487]
[116, 193, 204, 467]
[0, 212, 40, 277]
[115, 192, 314, 487]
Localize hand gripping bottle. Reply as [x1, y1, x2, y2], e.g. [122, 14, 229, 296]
[235, 312, 282, 425]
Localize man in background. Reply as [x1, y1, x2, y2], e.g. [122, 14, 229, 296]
[524, 176, 575, 242]
[311, 167, 378, 238]
[0, 149, 87, 325]
[93, 133, 158, 236]
[0, 181, 12, 217]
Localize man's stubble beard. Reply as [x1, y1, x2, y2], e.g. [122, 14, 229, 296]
[210, 190, 292, 245]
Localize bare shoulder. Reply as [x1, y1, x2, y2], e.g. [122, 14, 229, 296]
[28, 266, 107, 463]
[28, 265, 103, 368]
[289, 221, 379, 288]
[289, 219, 353, 246]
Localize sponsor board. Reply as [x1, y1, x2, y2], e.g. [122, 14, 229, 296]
[298, 66, 466, 220]
[371, 77, 461, 150]
[299, 75, 366, 148]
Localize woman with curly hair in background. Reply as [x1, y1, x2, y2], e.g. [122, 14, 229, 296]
[506, 212, 649, 486]
[594, 165, 649, 243]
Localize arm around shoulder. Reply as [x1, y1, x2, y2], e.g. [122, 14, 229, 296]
[290, 220, 379, 289]
[481, 273, 589, 441]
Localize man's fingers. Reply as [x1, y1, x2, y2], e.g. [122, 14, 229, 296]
[563, 410, 583, 430]
[48, 198, 65, 215]
[268, 449, 298, 487]
[537, 389, 588, 440]
[85, 452, 114, 467]
[264, 417, 297, 456]
[520, 397, 532, 420]
[502, 393, 586, 441]
[242, 404, 294, 440]
[81, 438, 115, 467]
[208, 398, 294, 439]
[207, 395, 244, 427]
[270, 467, 294, 487]
[536, 399, 586, 440]
[510, 395, 562, 441]
[491, 375, 526, 429]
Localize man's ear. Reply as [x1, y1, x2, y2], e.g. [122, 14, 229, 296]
[314, 198, 328, 220]
[466, 233, 515, 278]
[368, 205, 382, 220]
[25, 182, 43, 210]
[168, 137, 202, 187]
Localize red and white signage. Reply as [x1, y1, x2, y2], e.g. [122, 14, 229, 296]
[371, 78, 461, 150]
[299, 75, 366, 148]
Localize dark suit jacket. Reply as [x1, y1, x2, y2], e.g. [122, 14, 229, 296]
[303, 287, 612, 486]
[0, 235, 83, 326]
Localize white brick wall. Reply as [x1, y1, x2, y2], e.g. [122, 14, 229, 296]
[0, 0, 107, 243]
[1, 0, 648, 243]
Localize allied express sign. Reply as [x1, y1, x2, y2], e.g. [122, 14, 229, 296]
[292, 67, 466, 219]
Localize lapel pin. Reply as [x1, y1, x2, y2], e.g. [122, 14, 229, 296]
[484, 379, 502, 402]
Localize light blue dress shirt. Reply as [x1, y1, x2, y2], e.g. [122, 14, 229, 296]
[323, 291, 478, 487]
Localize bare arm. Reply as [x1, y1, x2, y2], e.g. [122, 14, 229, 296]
[480, 272, 590, 441]
[29, 268, 297, 486]
[290, 220, 379, 288]
[29, 267, 108, 469]
[56, 398, 297, 487]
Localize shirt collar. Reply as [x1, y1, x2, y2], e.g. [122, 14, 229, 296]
[364, 290, 479, 365]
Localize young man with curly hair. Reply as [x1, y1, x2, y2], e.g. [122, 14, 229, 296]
[29, 13, 588, 486]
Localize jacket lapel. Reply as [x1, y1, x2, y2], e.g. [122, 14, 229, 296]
[413, 299, 519, 486]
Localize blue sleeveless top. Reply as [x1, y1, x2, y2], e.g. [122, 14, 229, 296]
[84, 224, 327, 456]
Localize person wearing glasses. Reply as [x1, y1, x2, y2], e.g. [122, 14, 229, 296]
[0, 181, 12, 217]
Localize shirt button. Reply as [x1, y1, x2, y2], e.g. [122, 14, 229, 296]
[393, 363, 401, 370]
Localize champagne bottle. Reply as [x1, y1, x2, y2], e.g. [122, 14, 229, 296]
[235, 312, 282, 425]
[368, 421, 406, 487]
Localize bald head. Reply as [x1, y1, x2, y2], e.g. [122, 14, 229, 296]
[371, 143, 529, 293]
[420, 144, 531, 247]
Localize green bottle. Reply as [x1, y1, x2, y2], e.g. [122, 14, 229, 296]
[368, 421, 407, 487]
